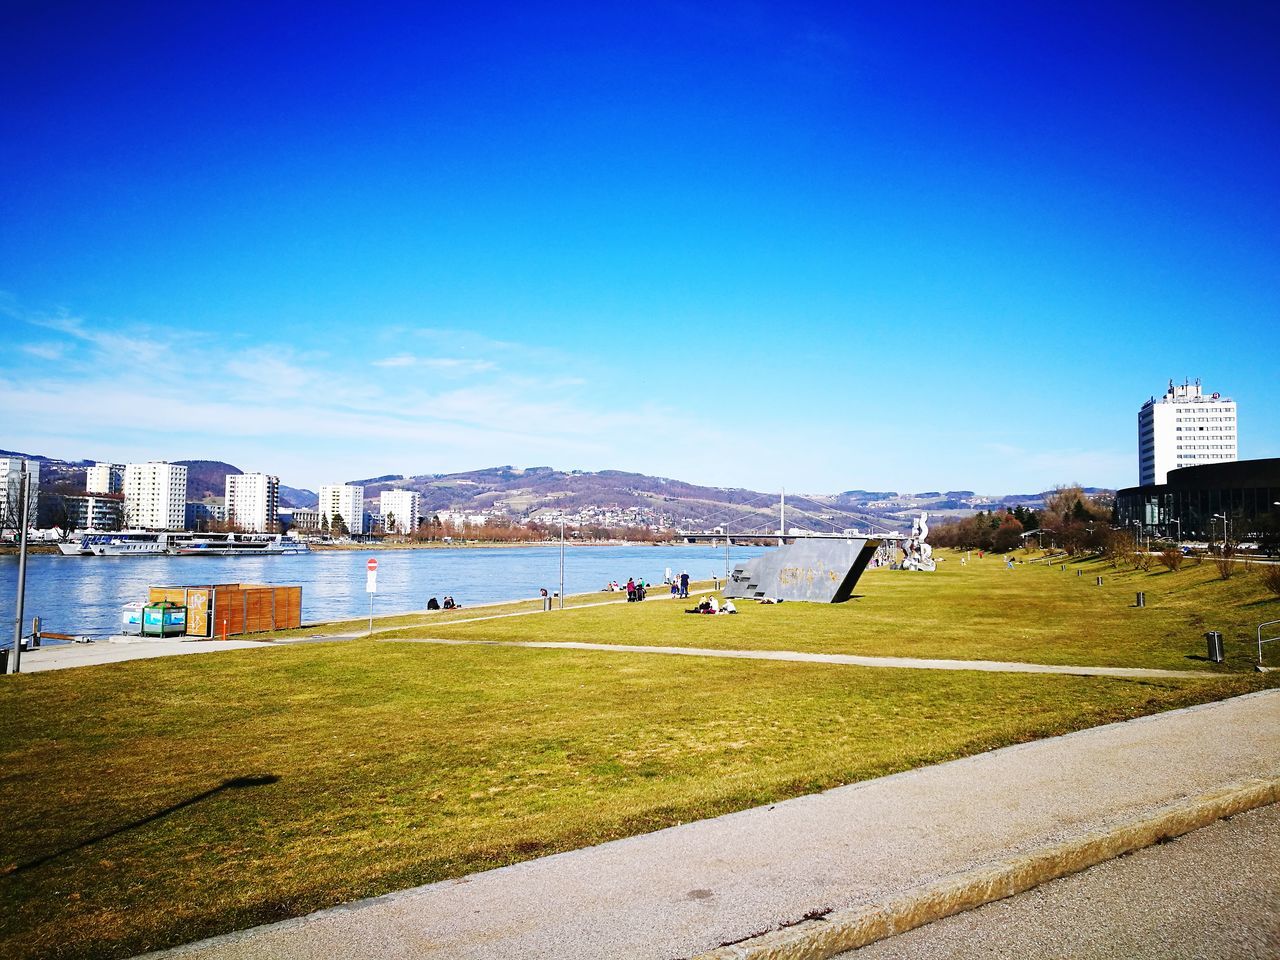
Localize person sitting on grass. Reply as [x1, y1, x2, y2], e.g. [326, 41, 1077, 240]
[427, 597, 440, 610]
[719, 598, 737, 614]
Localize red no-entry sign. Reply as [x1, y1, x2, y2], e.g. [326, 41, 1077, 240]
[367, 558, 378, 571]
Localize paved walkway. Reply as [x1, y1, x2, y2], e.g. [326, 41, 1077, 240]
[843, 802, 1280, 960]
[382, 636, 1211, 679]
[143, 689, 1280, 960]
[14, 637, 274, 673]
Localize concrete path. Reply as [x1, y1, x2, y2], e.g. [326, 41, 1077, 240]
[13, 637, 274, 673]
[843, 802, 1280, 960]
[383, 636, 1212, 679]
[142, 689, 1280, 960]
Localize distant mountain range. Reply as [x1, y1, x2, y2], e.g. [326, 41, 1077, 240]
[1, 449, 1113, 531]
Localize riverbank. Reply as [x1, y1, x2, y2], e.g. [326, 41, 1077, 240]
[0, 543, 60, 555]
[309, 539, 679, 550]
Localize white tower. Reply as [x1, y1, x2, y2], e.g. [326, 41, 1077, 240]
[1138, 379, 1237, 485]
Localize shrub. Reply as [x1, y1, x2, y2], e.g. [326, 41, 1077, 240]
[1157, 548, 1183, 572]
[1214, 549, 1236, 580]
[1260, 563, 1280, 596]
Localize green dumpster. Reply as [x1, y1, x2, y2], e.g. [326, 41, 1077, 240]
[142, 601, 188, 638]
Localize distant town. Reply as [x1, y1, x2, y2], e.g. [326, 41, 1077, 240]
[1, 453, 1104, 544]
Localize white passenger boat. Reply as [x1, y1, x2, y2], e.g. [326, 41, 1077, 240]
[170, 534, 309, 556]
[56, 532, 170, 556]
[57, 531, 309, 556]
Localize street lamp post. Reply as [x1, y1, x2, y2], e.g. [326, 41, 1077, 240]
[7, 465, 33, 675]
[1212, 513, 1229, 554]
[559, 518, 565, 610]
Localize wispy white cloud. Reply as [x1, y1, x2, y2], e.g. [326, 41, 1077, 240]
[372, 354, 497, 373]
[19, 342, 66, 360]
[225, 347, 316, 397]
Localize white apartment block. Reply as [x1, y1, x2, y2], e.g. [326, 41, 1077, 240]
[379, 489, 421, 534]
[1138, 379, 1238, 486]
[225, 472, 281, 532]
[318, 483, 365, 535]
[86, 462, 126, 494]
[124, 462, 188, 530]
[1, 457, 41, 527]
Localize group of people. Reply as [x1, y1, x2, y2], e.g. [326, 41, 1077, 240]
[665, 576, 696, 599]
[686, 595, 736, 615]
[426, 596, 461, 610]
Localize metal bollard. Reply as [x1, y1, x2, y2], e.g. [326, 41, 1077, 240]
[1077, 569, 1082, 577]
[1136, 591, 1145, 608]
[1096, 576, 1103, 586]
[1205, 631, 1224, 663]
[1061, 564, 1066, 571]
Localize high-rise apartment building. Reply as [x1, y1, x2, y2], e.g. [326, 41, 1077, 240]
[1138, 379, 1238, 486]
[379, 489, 421, 534]
[0, 457, 41, 527]
[318, 483, 365, 535]
[123, 462, 188, 529]
[225, 472, 280, 532]
[86, 462, 126, 494]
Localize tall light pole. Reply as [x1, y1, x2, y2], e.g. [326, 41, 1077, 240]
[559, 518, 565, 610]
[1172, 518, 1181, 545]
[8, 464, 33, 674]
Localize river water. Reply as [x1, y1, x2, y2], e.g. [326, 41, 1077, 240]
[0, 544, 768, 637]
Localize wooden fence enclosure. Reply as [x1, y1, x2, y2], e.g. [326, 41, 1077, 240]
[147, 584, 303, 638]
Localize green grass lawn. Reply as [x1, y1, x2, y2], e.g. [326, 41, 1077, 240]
[1, 553, 1275, 960]
[390, 551, 1279, 672]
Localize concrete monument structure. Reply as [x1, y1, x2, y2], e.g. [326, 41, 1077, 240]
[724, 536, 881, 604]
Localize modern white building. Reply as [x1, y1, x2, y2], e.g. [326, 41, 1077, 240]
[225, 472, 280, 532]
[86, 462, 126, 495]
[379, 489, 422, 534]
[1138, 379, 1238, 486]
[124, 462, 188, 530]
[1, 457, 41, 528]
[318, 483, 365, 535]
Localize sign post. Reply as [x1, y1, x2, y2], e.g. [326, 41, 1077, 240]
[366, 557, 378, 635]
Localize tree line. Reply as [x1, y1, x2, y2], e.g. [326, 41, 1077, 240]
[928, 486, 1113, 554]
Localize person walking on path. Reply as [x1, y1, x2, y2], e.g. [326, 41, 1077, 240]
[679, 571, 689, 598]
[626, 578, 636, 602]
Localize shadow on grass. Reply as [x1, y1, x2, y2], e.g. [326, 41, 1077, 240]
[7, 774, 280, 875]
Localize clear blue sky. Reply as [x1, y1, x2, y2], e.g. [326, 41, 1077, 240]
[2, 1, 1276, 494]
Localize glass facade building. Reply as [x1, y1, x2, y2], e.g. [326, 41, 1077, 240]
[1115, 458, 1280, 541]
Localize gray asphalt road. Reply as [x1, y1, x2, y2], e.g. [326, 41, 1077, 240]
[844, 803, 1280, 960]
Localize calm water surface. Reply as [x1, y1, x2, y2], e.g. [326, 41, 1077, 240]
[0, 544, 767, 636]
